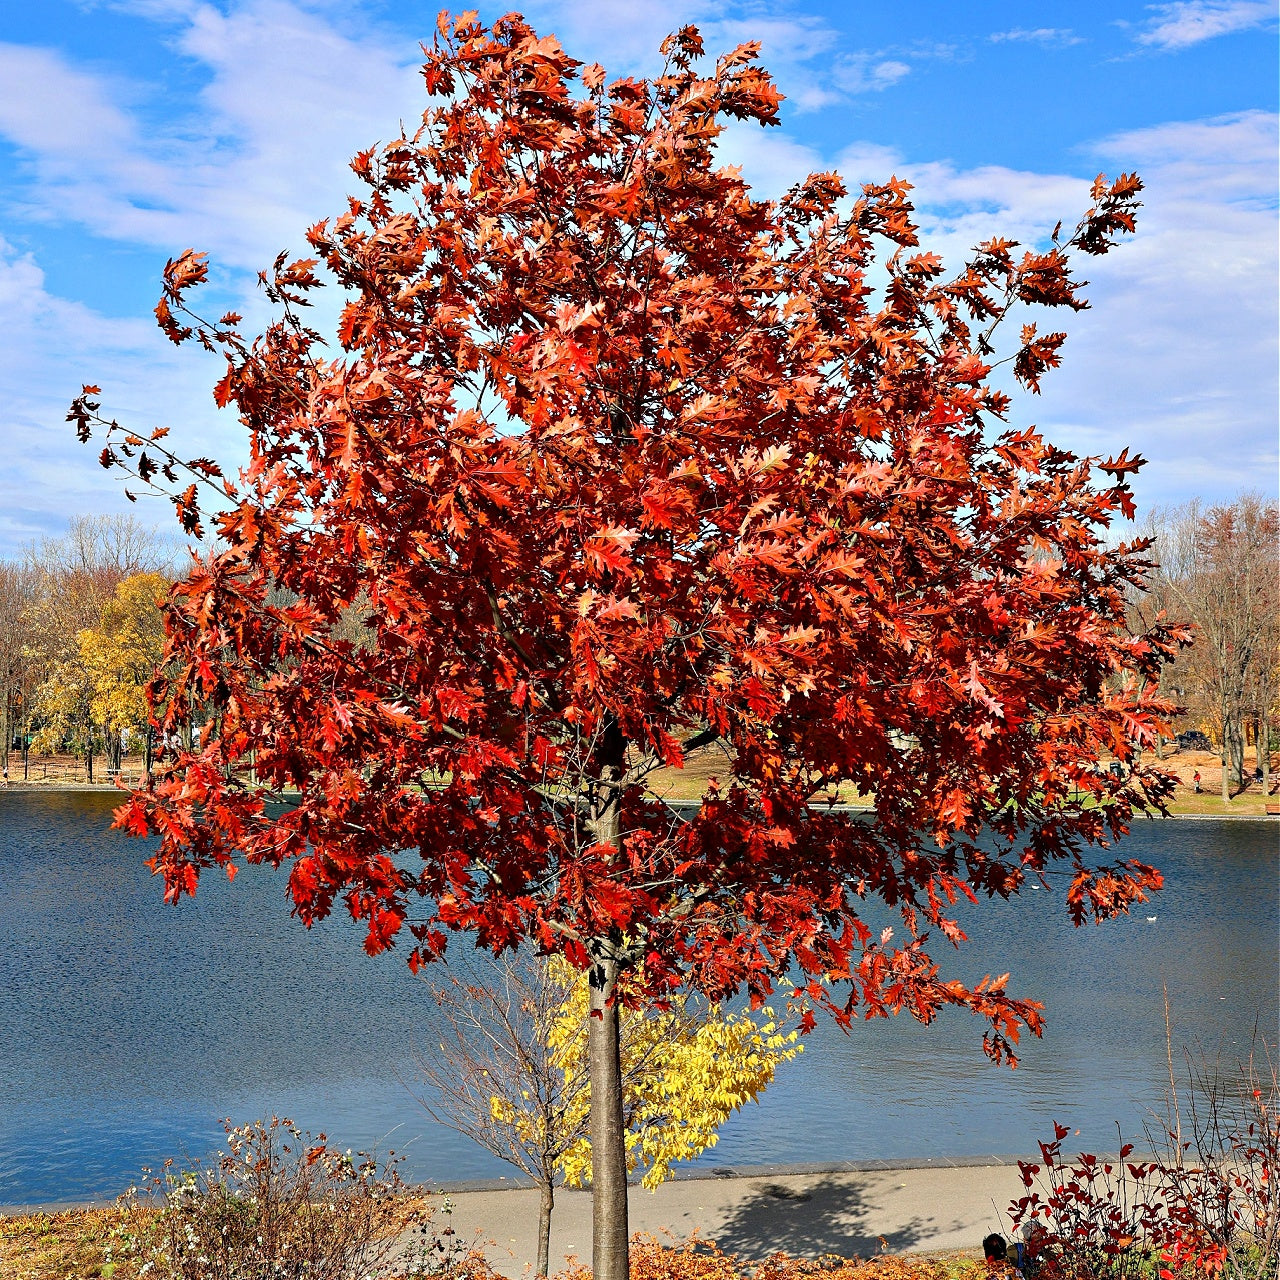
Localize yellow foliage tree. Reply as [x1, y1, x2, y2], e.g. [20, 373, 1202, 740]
[419, 954, 800, 1277]
[79, 572, 169, 775]
[542, 957, 802, 1191]
[31, 658, 99, 778]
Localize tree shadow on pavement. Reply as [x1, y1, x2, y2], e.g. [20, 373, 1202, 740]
[703, 1176, 934, 1261]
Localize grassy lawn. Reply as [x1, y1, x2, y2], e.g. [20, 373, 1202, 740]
[1164, 790, 1274, 816]
[648, 741, 1276, 816]
[0, 1205, 138, 1280]
[1152, 747, 1276, 816]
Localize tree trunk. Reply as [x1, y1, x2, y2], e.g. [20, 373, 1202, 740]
[536, 1177, 554, 1279]
[586, 713, 630, 1280]
[1220, 711, 1230, 802]
[144, 724, 153, 781]
[589, 954, 628, 1280]
[1262, 717, 1272, 795]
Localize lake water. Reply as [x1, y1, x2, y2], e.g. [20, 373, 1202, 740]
[0, 791, 1275, 1207]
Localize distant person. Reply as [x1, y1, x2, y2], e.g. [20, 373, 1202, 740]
[1018, 1223, 1045, 1275]
[1193, 770, 1201, 793]
[984, 1232, 1026, 1274]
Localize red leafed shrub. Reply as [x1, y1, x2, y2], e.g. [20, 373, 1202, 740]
[1153, 1040, 1280, 1278]
[1010, 1125, 1181, 1280]
[1010, 1042, 1279, 1280]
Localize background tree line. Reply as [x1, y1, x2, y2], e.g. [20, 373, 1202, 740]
[0, 513, 176, 781]
[1, 496, 1275, 790]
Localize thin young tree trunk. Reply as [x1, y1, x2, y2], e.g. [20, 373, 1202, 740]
[588, 954, 628, 1280]
[586, 712, 631, 1280]
[1262, 716, 1272, 794]
[536, 1178, 554, 1279]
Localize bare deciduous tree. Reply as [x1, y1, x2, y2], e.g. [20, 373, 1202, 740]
[1146, 494, 1279, 799]
[0, 561, 37, 775]
[412, 953, 589, 1278]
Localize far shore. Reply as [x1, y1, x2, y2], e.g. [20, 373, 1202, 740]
[3, 778, 1276, 819]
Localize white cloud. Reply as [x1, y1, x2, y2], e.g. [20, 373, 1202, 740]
[1097, 107, 1277, 188]
[87, 0, 202, 17]
[0, 43, 136, 156]
[832, 53, 911, 94]
[0, 236, 238, 550]
[519, 2, 907, 111]
[1135, 1, 1277, 49]
[0, 1, 434, 554]
[0, 3, 422, 272]
[826, 141, 905, 190]
[839, 113, 1279, 513]
[716, 121, 826, 199]
[1049, 112, 1278, 507]
[517, 0, 714, 73]
[711, 15, 836, 65]
[6, 1, 857, 260]
[989, 28, 1086, 46]
[707, 15, 842, 111]
[736, 112, 1278, 513]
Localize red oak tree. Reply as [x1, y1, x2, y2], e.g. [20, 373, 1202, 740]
[73, 15, 1188, 1277]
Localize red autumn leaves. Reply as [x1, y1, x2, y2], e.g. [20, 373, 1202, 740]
[75, 12, 1187, 1068]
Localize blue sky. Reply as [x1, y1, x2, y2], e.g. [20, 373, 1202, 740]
[0, 0, 1275, 555]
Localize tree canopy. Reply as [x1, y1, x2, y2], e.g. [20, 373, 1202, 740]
[74, 14, 1188, 1275]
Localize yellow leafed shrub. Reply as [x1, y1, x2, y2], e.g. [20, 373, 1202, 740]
[525, 957, 803, 1190]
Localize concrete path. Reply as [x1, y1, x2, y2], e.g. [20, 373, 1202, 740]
[430, 1160, 1031, 1276]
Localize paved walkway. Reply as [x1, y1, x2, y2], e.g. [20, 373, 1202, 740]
[431, 1160, 1031, 1276]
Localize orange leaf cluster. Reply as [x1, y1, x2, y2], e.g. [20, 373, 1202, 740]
[579, 1236, 975, 1280]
